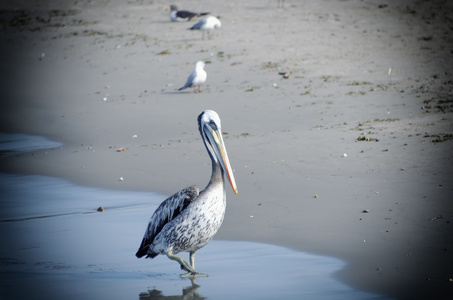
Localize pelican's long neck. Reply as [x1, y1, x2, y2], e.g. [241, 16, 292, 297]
[206, 151, 224, 192]
[198, 111, 227, 195]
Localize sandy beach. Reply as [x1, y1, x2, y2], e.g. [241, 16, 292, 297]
[1, 0, 452, 298]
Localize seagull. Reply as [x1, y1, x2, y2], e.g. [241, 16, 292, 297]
[169, 5, 209, 22]
[189, 16, 221, 39]
[178, 61, 207, 93]
[136, 110, 238, 278]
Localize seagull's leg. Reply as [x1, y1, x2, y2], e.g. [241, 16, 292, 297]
[197, 85, 202, 93]
[193, 86, 197, 93]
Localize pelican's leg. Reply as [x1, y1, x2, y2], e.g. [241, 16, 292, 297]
[173, 251, 208, 278]
[189, 251, 196, 268]
[167, 251, 195, 273]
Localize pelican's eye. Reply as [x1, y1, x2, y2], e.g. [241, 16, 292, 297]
[208, 120, 218, 131]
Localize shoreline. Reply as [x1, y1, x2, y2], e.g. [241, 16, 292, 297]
[1, 0, 453, 298]
[0, 169, 383, 300]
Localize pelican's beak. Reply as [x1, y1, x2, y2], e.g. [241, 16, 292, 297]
[207, 125, 238, 195]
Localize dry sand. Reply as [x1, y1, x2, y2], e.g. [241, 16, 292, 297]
[1, 0, 452, 298]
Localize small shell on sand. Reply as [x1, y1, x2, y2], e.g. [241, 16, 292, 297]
[97, 206, 104, 212]
[278, 71, 290, 79]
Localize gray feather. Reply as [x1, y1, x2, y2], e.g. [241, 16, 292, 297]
[179, 72, 196, 90]
[135, 185, 199, 258]
[190, 20, 204, 30]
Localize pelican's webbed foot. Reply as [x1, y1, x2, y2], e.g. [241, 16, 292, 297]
[180, 271, 208, 278]
[180, 264, 208, 278]
[168, 250, 209, 278]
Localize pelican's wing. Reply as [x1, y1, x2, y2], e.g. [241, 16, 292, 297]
[135, 185, 199, 258]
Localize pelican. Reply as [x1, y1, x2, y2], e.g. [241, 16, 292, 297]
[136, 110, 238, 277]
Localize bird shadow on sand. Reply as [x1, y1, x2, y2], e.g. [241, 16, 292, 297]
[161, 90, 184, 94]
[161, 90, 208, 95]
[149, 20, 176, 24]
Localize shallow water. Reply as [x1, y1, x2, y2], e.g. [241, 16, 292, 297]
[0, 134, 391, 299]
[0, 132, 62, 157]
[0, 173, 392, 300]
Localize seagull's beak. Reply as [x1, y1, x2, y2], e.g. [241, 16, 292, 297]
[206, 125, 238, 195]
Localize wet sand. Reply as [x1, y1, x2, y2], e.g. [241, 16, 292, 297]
[0, 172, 388, 299]
[1, 0, 452, 298]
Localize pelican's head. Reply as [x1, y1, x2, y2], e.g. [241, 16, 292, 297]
[198, 110, 238, 194]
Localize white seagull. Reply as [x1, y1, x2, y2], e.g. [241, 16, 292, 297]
[169, 5, 209, 22]
[178, 61, 207, 93]
[136, 110, 238, 278]
[189, 16, 221, 39]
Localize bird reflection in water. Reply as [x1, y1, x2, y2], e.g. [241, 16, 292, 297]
[139, 277, 206, 300]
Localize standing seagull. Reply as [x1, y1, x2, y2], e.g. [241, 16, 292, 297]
[178, 61, 207, 93]
[189, 16, 221, 39]
[169, 5, 209, 22]
[136, 110, 238, 278]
